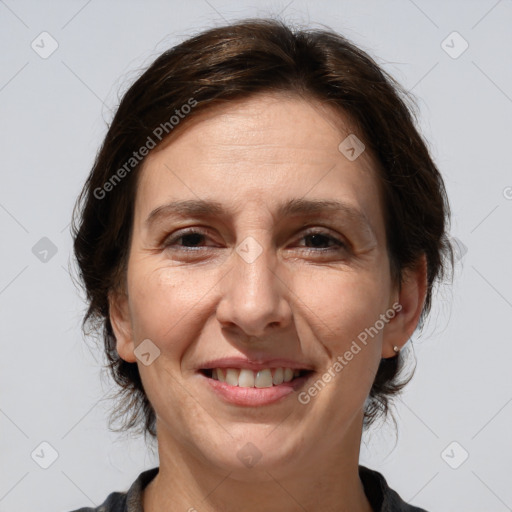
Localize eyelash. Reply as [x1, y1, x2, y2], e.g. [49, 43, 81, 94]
[162, 228, 347, 254]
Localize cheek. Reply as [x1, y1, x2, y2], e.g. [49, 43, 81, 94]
[127, 244, 391, 365]
[295, 267, 388, 345]
[125, 267, 207, 413]
[128, 267, 188, 347]
[127, 263, 222, 362]
[293, 268, 388, 401]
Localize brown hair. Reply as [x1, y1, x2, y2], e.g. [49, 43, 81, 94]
[72, 18, 454, 440]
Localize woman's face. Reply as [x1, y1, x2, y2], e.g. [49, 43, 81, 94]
[111, 92, 421, 478]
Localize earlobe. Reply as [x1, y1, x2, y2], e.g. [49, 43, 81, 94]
[381, 254, 428, 358]
[108, 290, 137, 363]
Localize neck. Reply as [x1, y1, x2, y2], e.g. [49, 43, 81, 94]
[143, 414, 373, 512]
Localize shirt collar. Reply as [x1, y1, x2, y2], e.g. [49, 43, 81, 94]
[122, 465, 427, 512]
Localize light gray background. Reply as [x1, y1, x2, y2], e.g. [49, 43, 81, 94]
[1, 1, 511, 511]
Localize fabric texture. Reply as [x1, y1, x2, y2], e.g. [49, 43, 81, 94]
[68, 465, 428, 512]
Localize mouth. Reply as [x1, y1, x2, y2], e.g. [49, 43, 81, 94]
[197, 366, 315, 406]
[198, 367, 314, 388]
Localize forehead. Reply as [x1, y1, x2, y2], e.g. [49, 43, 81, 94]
[150, 92, 360, 163]
[134, 92, 385, 238]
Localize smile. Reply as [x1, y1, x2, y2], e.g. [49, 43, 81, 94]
[198, 367, 315, 407]
[200, 367, 311, 388]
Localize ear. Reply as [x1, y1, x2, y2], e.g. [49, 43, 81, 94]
[108, 289, 137, 363]
[381, 254, 428, 358]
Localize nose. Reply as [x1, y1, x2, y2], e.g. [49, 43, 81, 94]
[216, 239, 292, 339]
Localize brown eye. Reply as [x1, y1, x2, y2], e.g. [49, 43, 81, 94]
[177, 232, 206, 247]
[298, 230, 347, 252]
[164, 229, 212, 250]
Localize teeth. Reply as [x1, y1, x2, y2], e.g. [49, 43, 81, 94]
[255, 369, 273, 388]
[273, 367, 284, 385]
[225, 368, 239, 386]
[209, 367, 305, 387]
[238, 369, 255, 387]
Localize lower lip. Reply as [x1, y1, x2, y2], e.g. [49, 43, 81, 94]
[198, 371, 313, 407]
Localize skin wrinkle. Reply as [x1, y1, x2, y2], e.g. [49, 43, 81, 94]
[109, 91, 427, 512]
[140, 156, 380, 262]
[144, 201, 377, 258]
[143, 196, 378, 252]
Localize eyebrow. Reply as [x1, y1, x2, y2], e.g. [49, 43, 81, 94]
[145, 198, 375, 237]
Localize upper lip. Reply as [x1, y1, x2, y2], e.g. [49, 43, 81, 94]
[197, 357, 315, 372]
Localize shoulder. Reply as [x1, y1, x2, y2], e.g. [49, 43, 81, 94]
[66, 491, 126, 512]
[359, 465, 429, 512]
[66, 467, 159, 512]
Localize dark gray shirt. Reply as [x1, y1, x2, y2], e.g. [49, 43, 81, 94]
[69, 465, 428, 512]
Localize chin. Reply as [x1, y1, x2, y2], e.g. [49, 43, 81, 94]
[199, 429, 306, 479]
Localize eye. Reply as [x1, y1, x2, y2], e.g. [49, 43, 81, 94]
[163, 229, 212, 249]
[296, 230, 347, 252]
[162, 228, 348, 254]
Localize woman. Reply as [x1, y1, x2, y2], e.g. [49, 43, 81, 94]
[71, 18, 453, 512]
